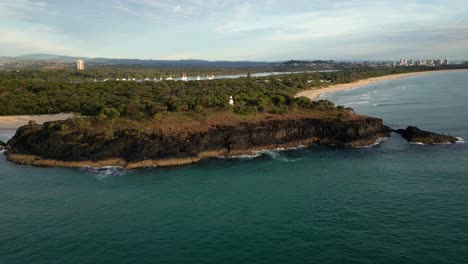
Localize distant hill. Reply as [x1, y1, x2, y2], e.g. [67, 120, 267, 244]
[88, 58, 272, 68]
[282, 60, 333, 66]
[15, 53, 82, 62]
[7, 54, 273, 68]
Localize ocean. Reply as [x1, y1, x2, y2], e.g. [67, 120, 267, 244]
[1, 70, 467, 264]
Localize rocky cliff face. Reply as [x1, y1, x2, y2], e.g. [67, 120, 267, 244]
[6, 117, 391, 168]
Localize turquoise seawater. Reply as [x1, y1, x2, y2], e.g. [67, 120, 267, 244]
[1, 70, 467, 264]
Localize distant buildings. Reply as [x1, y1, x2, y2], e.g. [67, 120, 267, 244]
[397, 58, 449, 67]
[76, 59, 85, 70]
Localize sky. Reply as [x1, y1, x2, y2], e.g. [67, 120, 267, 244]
[1, 0, 467, 61]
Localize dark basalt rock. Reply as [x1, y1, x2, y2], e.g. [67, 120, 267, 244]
[0, 140, 5, 151]
[6, 117, 391, 166]
[395, 126, 458, 144]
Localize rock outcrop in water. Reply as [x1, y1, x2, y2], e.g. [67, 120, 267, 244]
[0, 140, 5, 151]
[395, 126, 458, 144]
[6, 116, 391, 169]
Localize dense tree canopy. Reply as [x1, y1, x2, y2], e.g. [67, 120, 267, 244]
[1, 66, 465, 118]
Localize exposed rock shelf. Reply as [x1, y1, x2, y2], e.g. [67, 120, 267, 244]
[395, 126, 459, 144]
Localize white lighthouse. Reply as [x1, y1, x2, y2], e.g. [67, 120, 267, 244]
[229, 96, 234, 106]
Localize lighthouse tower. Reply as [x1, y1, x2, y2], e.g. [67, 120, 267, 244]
[229, 96, 234, 106]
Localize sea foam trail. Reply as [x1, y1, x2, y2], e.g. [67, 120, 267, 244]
[456, 137, 465, 144]
[222, 145, 307, 162]
[80, 166, 127, 179]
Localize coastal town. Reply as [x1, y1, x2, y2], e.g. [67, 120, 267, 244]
[23, 56, 454, 83]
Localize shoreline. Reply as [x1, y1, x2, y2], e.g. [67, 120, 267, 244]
[6, 139, 321, 169]
[0, 113, 76, 130]
[296, 69, 468, 101]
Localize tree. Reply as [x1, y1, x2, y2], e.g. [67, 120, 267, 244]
[101, 107, 121, 120]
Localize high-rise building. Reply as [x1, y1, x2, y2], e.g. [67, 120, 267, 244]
[444, 58, 449, 65]
[76, 59, 85, 70]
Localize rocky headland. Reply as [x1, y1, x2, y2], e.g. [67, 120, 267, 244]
[5, 114, 391, 169]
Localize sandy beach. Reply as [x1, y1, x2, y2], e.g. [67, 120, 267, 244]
[0, 113, 76, 130]
[296, 69, 467, 101]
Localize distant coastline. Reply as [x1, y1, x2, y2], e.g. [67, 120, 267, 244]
[0, 113, 76, 130]
[296, 69, 468, 101]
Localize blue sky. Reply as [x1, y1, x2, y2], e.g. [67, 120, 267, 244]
[1, 0, 467, 60]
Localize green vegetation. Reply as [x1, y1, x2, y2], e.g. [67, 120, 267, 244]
[1, 66, 466, 118]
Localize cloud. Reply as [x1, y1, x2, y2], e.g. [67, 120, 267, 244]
[0, 0, 467, 59]
[0, 28, 75, 55]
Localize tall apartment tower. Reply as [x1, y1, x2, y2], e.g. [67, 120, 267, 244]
[76, 59, 85, 70]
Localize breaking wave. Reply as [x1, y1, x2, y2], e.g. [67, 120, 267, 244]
[349, 101, 370, 105]
[371, 102, 435, 107]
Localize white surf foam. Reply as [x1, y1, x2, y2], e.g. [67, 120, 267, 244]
[359, 137, 390, 148]
[410, 142, 426, 145]
[222, 145, 307, 162]
[80, 166, 127, 179]
[221, 153, 262, 159]
[410, 139, 463, 145]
